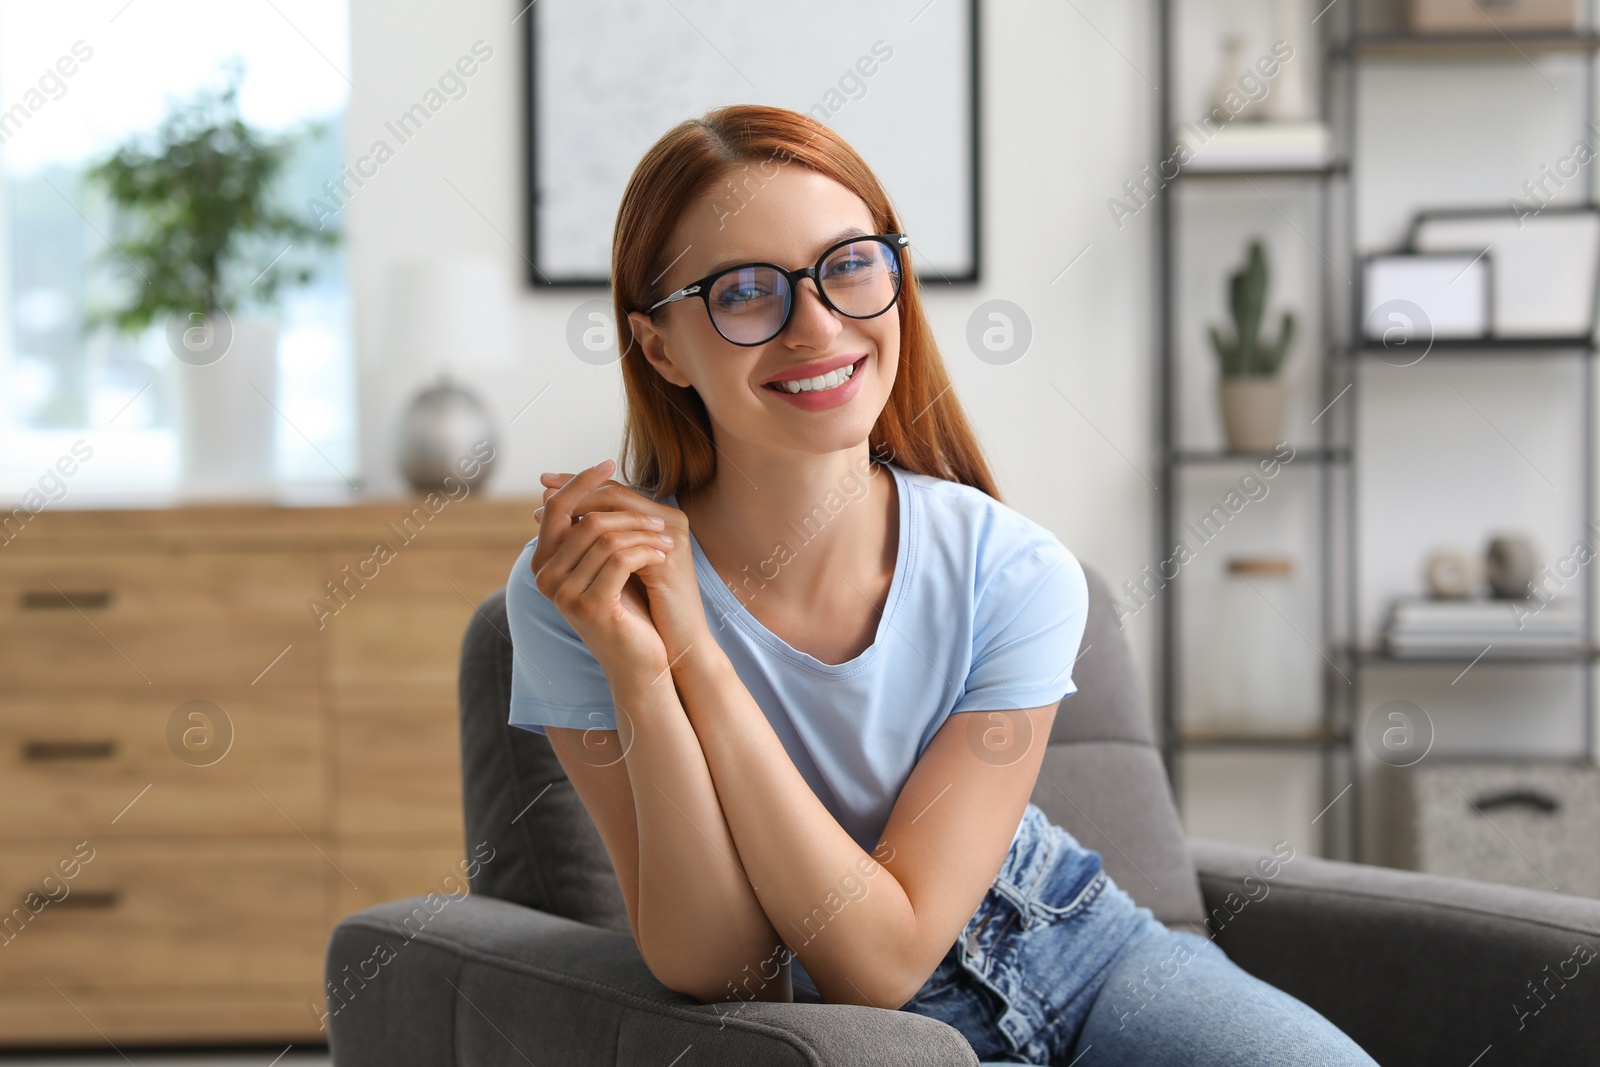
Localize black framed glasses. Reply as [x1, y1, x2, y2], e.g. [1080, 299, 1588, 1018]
[646, 233, 909, 347]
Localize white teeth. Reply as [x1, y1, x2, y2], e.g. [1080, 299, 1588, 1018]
[778, 361, 858, 394]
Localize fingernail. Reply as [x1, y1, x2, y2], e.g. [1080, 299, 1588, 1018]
[646, 516, 665, 528]
[533, 507, 544, 521]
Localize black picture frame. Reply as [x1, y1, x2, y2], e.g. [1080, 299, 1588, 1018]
[521, 0, 981, 289]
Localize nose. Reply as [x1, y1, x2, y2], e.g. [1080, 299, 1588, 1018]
[781, 276, 842, 347]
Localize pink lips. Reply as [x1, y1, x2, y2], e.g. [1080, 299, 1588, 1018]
[764, 355, 867, 411]
[762, 352, 865, 386]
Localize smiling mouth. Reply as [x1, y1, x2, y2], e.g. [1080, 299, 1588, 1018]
[763, 356, 867, 395]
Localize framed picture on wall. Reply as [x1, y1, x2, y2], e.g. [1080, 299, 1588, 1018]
[522, 0, 980, 287]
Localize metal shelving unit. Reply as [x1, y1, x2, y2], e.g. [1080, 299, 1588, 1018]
[1157, 2, 1600, 866]
[1332, 8, 1600, 846]
[1155, 2, 1357, 860]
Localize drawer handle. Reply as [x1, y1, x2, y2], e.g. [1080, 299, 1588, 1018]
[1471, 789, 1559, 815]
[22, 740, 119, 761]
[20, 590, 114, 611]
[52, 890, 121, 910]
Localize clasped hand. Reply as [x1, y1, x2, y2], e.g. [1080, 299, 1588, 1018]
[528, 458, 710, 684]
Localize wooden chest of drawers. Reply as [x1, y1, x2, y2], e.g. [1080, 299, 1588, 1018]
[0, 496, 536, 1045]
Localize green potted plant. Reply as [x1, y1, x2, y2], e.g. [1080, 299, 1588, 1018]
[86, 65, 338, 494]
[1209, 239, 1295, 452]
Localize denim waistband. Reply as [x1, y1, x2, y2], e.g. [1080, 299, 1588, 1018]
[975, 801, 1103, 933]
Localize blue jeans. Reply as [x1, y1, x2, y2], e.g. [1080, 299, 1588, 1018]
[879, 803, 1378, 1065]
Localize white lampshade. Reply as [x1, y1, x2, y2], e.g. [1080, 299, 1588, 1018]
[378, 256, 517, 373]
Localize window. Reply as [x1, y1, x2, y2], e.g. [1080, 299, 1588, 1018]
[0, 0, 355, 497]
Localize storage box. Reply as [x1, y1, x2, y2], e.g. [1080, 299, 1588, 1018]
[1378, 758, 1600, 898]
[1409, 0, 1579, 34]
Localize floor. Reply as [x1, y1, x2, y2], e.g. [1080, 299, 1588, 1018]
[0, 1051, 329, 1066]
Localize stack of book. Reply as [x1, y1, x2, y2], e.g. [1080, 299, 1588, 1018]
[1384, 597, 1586, 657]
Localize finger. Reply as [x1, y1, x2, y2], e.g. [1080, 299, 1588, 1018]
[537, 507, 664, 535]
[578, 543, 668, 606]
[562, 480, 678, 526]
[531, 459, 616, 555]
[535, 516, 672, 597]
[565, 530, 672, 601]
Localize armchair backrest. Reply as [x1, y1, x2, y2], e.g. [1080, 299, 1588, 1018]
[458, 563, 1203, 933]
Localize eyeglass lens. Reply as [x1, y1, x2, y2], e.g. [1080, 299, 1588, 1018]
[704, 237, 902, 345]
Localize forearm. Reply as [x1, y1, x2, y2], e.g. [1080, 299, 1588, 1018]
[608, 666, 793, 1004]
[672, 647, 918, 1008]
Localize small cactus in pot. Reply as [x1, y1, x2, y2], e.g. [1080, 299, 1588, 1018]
[1210, 240, 1295, 451]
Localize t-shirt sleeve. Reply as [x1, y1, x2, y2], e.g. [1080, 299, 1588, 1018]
[949, 531, 1090, 715]
[504, 537, 620, 736]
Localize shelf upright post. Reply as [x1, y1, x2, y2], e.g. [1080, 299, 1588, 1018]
[1156, 0, 1181, 798]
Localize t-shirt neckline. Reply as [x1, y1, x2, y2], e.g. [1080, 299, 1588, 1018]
[667, 462, 912, 678]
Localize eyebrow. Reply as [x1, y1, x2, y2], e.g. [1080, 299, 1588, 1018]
[698, 225, 873, 277]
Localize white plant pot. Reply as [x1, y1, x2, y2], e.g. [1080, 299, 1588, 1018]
[173, 314, 280, 498]
[1218, 376, 1287, 453]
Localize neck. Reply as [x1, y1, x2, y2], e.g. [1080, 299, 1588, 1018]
[679, 447, 894, 607]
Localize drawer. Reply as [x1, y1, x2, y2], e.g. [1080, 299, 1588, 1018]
[323, 549, 521, 696]
[336, 698, 461, 837]
[0, 985, 326, 1044]
[0, 552, 323, 690]
[0, 840, 329, 989]
[0, 691, 324, 838]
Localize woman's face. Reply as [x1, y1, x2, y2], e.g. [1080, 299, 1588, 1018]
[626, 164, 900, 461]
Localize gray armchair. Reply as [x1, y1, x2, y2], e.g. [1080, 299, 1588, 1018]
[326, 564, 1600, 1065]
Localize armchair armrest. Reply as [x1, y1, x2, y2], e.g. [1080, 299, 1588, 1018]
[1186, 838, 1600, 1067]
[326, 895, 979, 1067]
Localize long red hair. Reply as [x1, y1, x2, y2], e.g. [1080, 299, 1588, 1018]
[610, 104, 1001, 503]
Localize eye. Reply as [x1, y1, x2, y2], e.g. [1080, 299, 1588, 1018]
[824, 254, 872, 276]
[714, 284, 771, 309]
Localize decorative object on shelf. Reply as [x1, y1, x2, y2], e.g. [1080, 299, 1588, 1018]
[1360, 252, 1492, 343]
[1410, 206, 1600, 339]
[1408, 0, 1579, 35]
[1378, 758, 1600, 898]
[1267, 0, 1314, 122]
[1207, 34, 1257, 120]
[1177, 19, 1333, 172]
[398, 377, 497, 492]
[1198, 556, 1319, 734]
[380, 257, 516, 493]
[1211, 239, 1296, 451]
[84, 65, 338, 498]
[1486, 533, 1541, 599]
[1424, 547, 1478, 598]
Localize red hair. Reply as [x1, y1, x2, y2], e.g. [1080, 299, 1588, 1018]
[610, 103, 1002, 503]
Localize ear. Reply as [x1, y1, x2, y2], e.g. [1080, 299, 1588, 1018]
[626, 310, 694, 389]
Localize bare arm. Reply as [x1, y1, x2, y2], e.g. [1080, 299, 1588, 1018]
[529, 462, 1049, 1007]
[672, 646, 1056, 1009]
[544, 663, 794, 1005]
[527, 460, 792, 1004]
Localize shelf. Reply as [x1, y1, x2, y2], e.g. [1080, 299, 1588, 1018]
[1175, 162, 1346, 181]
[1176, 727, 1349, 750]
[1168, 448, 1349, 465]
[1347, 644, 1600, 665]
[1351, 337, 1597, 357]
[1339, 31, 1600, 61]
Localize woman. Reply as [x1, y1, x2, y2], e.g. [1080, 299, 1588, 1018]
[504, 104, 1376, 1066]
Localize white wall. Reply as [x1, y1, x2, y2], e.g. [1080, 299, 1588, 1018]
[344, 0, 1165, 710]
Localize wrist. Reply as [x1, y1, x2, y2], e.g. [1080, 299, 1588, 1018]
[671, 636, 736, 712]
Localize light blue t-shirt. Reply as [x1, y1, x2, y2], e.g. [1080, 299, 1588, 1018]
[504, 462, 1090, 859]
